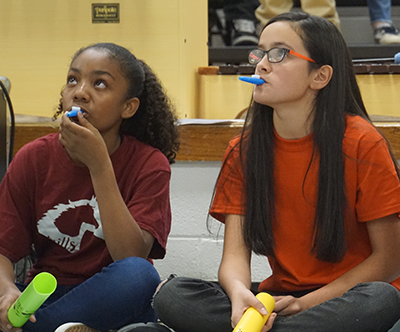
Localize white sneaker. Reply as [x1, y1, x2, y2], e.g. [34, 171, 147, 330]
[231, 19, 258, 46]
[374, 23, 400, 44]
[54, 322, 99, 332]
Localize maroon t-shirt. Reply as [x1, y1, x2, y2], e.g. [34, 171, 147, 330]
[0, 133, 171, 285]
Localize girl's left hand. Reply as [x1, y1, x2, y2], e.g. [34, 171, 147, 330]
[261, 313, 277, 332]
[273, 295, 308, 316]
[59, 111, 108, 169]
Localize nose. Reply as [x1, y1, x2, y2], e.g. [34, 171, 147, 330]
[256, 55, 271, 73]
[73, 82, 90, 102]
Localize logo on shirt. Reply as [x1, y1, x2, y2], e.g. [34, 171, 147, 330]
[37, 196, 103, 253]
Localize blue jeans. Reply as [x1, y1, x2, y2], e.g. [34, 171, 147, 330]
[18, 257, 161, 332]
[367, 0, 392, 24]
[153, 276, 400, 332]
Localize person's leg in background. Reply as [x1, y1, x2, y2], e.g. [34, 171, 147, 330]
[224, 0, 260, 46]
[255, 0, 294, 29]
[300, 0, 340, 29]
[367, 0, 400, 44]
[255, 0, 339, 30]
[208, 0, 259, 46]
[208, 0, 227, 46]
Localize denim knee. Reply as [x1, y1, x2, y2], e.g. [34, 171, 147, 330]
[106, 257, 161, 294]
[103, 257, 161, 323]
[114, 256, 159, 276]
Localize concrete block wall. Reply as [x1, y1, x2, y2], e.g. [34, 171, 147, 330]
[154, 161, 272, 282]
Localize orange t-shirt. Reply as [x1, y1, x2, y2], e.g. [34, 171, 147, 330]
[210, 115, 400, 292]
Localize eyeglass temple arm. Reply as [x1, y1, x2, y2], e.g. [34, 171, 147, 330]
[289, 50, 316, 63]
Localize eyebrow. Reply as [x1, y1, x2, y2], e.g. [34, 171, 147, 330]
[258, 41, 293, 50]
[69, 67, 116, 80]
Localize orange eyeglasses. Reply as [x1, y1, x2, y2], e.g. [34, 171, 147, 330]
[249, 47, 316, 65]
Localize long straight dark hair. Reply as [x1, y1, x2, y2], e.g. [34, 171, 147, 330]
[238, 12, 399, 262]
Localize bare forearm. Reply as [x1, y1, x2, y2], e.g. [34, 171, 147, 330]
[301, 252, 400, 310]
[219, 252, 267, 329]
[0, 254, 21, 326]
[219, 257, 252, 298]
[220, 215, 254, 298]
[0, 255, 17, 293]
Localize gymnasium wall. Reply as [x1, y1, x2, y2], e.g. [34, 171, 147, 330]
[0, 0, 208, 118]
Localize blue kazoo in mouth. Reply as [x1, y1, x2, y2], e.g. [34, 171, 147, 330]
[66, 106, 83, 123]
[238, 74, 265, 85]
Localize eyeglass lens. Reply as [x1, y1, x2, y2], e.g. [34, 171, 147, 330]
[249, 48, 287, 65]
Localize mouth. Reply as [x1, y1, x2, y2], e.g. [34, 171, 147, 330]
[253, 74, 267, 85]
[67, 106, 87, 116]
[66, 106, 88, 124]
[72, 106, 88, 113]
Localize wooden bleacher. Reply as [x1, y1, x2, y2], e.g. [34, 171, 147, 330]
[12, 115, 400, 162]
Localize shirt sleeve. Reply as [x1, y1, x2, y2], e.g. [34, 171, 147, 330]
[355, 138, 400, 221]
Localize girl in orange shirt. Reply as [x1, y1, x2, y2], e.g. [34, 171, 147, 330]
[153, 12, 400, 332]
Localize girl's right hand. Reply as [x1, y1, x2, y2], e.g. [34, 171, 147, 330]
[59, 112, 108, 169]
[231, 289, 275, 330]
[0, 290, 23, 332]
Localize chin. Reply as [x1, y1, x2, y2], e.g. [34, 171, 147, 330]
[253, 97, 271, 107]
[253, 91, 267, 105]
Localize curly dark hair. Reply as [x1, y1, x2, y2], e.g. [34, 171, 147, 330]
[54, 43, 180, 164]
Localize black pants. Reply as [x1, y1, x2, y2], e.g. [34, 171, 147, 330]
[153, 276, 400, 332]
